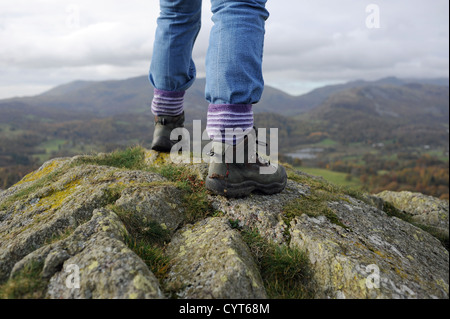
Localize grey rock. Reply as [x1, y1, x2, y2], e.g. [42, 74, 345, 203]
[290, 197, 449, 299]
[375, 190, 449, 237]
[165, 217, 267, 299]
[0, 150, 448, 299]
[0, 157, 168, 298]
[46, 233, 163, 299]
[210, 180, 309, 244]
[114, 186, 185, 235]
[42, 249, 71, 279]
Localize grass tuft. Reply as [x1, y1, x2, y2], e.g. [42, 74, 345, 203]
[111, 206, 171, 280]
[124, 237, 171, 280]
[0, 261, 47, 299]
[242, 229, 316, 299]
[283, 164, 371, 228]
[283, 192, 348, 229]
[287, 166, 367, 202]
[153, 164, 214, 224]
[75, 146, 146, 170]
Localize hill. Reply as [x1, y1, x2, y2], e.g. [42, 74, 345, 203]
[5, 75, 448, 117]
[0, 147, 448, 299]
[305, 83, 449, 146]
[0, 76, 448, 198]
[2, 75, 448, 122]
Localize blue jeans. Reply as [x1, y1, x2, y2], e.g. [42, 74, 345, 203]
[149, 0, 269, 105]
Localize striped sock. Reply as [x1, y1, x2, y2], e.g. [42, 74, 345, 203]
[151, 88, 185, 116]
[206, 104, 254, 145]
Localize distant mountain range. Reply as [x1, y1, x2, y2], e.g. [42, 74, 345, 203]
[0, 75, 448, 147]
[1, 75, 448, 124]
[305, 80, 449, 146]
[0, 74, 448, 192]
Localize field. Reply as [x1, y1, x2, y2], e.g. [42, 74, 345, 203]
[1, 77, 448, 199]
[296, 166, 363, 190]
[289, 139, 449, 199]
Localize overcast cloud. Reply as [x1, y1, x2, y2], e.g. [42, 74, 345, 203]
[0, 0, 448, 99]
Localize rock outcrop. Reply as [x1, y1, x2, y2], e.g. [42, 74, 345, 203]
[0, 148, 448, 299]
[375, 190, 449, 238]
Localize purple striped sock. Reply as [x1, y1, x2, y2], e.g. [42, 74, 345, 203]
[151, 88, 185, 116]
[207, 104, 254, 145]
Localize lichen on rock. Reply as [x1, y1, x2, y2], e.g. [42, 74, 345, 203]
[164, 217, 266, 299]
[290, 197, 449, 299]
[0, 148, 448, 299]
[375, 190, 449, 238]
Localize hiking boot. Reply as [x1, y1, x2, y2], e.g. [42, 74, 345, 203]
[151, 112, 185, 152]
[205, 131, 287, 198]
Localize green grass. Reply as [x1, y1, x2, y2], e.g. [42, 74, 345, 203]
[153, 164, 215, 224]
[113, 205, 171, 246]
[44, 226, 76, 245]
[283, 192, 349, 230]
[126, 239, 171, 280]
[297, 167, 362, 189]
[0, 261, 47, 299]
[422, 149, 450, 162]
[34, 139, 68, 162]
[41, 139, 67, 152]
[287, 165, 367, 202]
[74, 146, 146, 170]
[316, 138, 338, 147]
[0, 124, 26, 138]
[284, 164, 369, 229]
[377, 170, 390, 176]
[241, 229, 316, 299]
[112, 205, 172, 280]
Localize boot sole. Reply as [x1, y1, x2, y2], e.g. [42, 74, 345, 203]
[205, 175, 287, 198]
[151, 136, 174, 153]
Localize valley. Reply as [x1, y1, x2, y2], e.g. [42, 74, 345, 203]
[0, 76, 448, 199]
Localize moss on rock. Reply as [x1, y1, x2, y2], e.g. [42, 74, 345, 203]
[0, 147, 448, 299]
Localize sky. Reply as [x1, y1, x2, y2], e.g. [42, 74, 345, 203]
[0, 0, 448, 99]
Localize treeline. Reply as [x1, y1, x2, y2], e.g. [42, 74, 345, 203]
[314, 106, 449, 147]
[0, 165, 39, 190]
[366, 165, 449, 200]
[323, 154, 449, 200]
[254, 112, 449, 150]
[1, 110, 449, 199]
[0, 113, 154, 189]
[26, 114, 152, 145]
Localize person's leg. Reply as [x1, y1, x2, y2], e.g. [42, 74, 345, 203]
[149, 0, 202, 151]
[206, 0, 269, 145]
[149, 0, 202, 116]
[204, 0, 287, 197]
